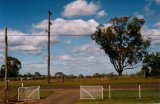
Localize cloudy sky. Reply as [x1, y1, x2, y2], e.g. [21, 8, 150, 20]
[0, 0, 160, 76]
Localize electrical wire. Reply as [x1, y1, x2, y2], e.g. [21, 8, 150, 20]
[0, 34, 91, 36]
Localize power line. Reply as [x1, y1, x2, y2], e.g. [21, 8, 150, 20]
[0, 34, 160, 41]
[0, 34, 91, 36]
[0, 34, 160, 36]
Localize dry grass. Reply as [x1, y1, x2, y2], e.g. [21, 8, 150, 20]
[0, 76, 160, 87]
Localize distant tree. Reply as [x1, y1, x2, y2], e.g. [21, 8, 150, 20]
[93, 73, 106, 78]
[54, 72, 65, 78]
[0, 56, 22, 77]
[91, 16, 150, 76]
[142, 52, 160, 77]
[93, 73, 100, 78]
[34, 72, 41, 77]
[85, 75, 92, 78]
[66, 74, 77, 79]
[78, 74, 84, 78]
[54, 72, 65, 82]
[23, 74, 28, 77]
[27, 72, 32, 77]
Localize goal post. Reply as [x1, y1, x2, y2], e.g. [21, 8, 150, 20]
[18, 86, 40, 101]
[80, 85, 103, 100]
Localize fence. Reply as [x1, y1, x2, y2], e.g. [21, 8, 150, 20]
[104, 84, 160, 100]
[80, 85, 103, 100]
[18, 86, 40, 101]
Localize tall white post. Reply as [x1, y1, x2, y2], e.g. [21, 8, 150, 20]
[21, 78, 23, 87]
[80, 85, 82, 100]
[139, 85, 141, 99]
[102, 86, 103, 100]
[109, 85, 111, 99]
[21, 83, 24, 87]
[38, 86, 40, 99]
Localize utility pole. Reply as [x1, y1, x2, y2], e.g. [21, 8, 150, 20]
[4, 27, 8, 102]
[47, 11, 52, 84]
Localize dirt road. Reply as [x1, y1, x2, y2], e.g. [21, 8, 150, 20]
[35, 89, 79, 104]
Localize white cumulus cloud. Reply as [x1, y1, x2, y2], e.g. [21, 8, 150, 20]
[61, 0, 108, 18]
[97, 10, 107, 18]
[0, 18, 99, 55]
[154, 21, 160, 27]
[155, 0, 160, 4]
[0, 29, 58, 55]
[142, 26, 160, 44]
[33, 18, 99, 36]
[62, 0, 99, 17]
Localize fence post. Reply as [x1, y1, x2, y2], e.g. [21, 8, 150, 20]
[102, 86, 103, 100]
[21, 78, 24, 87]
[80, 85, 82, 100]
[21, 83, 24, 87]
[109, 85, 111, 99]
[38, 86, 40, 99]
[139, 85, 141, 99]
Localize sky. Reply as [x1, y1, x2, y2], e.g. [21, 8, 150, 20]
[0, 0, 160, 76]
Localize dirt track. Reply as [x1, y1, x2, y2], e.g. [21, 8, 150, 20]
[35, 89, 79, 104]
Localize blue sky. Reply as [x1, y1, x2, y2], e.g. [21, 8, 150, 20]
[0, 0, 160, 76]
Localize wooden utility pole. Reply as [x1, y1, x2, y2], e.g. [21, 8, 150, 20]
[4, 27, 8, 102]
[48, 11, 52, 84]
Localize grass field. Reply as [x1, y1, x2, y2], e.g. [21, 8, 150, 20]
[0, 89, 53, 102]
[0, 76, 159, 103]
[0, 76, 160, 87]
[75, 89, 160, 104]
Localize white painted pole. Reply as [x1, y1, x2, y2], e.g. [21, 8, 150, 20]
[21, 83, 23, 87]
[109, 85, 111, 99]
[38, 86, 40, 99]
[139, 85, 141, 99]
[80, 85, 82, 100]
[102, 86, 103, 100]
[21, 78, 23, 87]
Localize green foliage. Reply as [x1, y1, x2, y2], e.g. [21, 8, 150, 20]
[91, 16, 150, 76]
[78, 74, 84, 78]
[142, 52, 160, 76]
[54, 72, 64, 76]
[35, 72, 41, 76]
[0, 56, 21, 78]
[54, 72, 65, 78]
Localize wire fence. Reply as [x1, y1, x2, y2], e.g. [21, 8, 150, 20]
[103, 84, 160, 100]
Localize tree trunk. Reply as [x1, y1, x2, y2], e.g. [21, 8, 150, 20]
[117, 70, 123, 76]
[144, 70, 149, 78]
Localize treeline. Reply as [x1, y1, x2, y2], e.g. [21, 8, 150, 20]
[0, 70, 159, 81]
[0, 71, 117, 80]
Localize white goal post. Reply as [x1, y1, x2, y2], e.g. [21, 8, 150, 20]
[18, 86, 40, 101]
[80, 85, 103, 100]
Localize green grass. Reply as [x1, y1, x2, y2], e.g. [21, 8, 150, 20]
[74, 90, 160, 104]
[0, 89, 53, 101]
[40, 90, 53, 99]
[0, 77, 159, 103]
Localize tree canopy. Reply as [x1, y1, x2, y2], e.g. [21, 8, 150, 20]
[0, 56, 22, 77]
[91, 16, 150, 76]
[142, 52, 160, 77]
[54, 72, 65, 78]
[34, 72, 41, 77]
